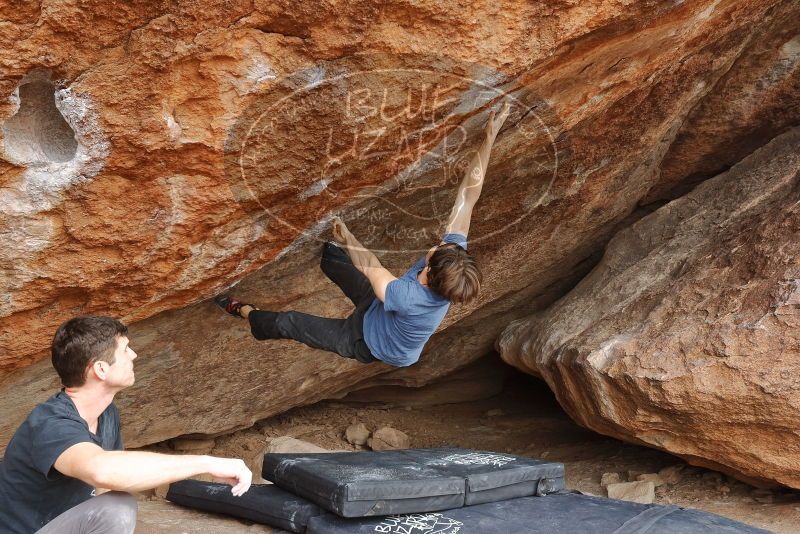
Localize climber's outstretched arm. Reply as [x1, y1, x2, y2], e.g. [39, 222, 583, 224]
[332, 217, 397, 302]
[445, 101, 510, 238]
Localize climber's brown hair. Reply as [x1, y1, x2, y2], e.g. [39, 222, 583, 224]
[427, 243, 482, 304]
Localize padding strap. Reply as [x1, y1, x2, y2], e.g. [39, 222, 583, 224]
[612, 505, 681, 534]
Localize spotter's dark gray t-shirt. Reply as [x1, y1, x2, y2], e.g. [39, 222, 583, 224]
[0, 391, 123, 534]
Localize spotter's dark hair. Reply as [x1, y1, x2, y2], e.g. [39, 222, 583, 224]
[51, 316, 128, 387]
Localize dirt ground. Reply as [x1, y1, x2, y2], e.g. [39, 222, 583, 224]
[138, 372, 800, 533]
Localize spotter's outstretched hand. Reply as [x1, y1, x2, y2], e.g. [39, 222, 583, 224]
[207, 458, 252, 497]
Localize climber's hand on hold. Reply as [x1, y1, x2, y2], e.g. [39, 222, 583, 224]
[485, 100, 511, 140]
[332, 216, 348, 244]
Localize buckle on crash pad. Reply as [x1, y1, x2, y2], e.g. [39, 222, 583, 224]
[535, 478, 559, 496]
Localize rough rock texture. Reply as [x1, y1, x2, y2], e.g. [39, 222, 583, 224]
[636, 474, 665, 488]
[601, 472, 621, 487]
[642, 1, 800, 203]
[499, 128, 800, 487]
[1, 0, 799, 450]
[171, 437, 216, 452]
[659, 465, 686, 486]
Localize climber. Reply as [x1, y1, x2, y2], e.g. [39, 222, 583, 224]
[0, 316, 253, 534]
[215, 101, 511, 367]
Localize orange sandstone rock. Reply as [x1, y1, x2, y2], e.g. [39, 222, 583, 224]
[0, 1, 798, 483]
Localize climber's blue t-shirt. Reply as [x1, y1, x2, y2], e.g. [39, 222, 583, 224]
[363, 233, 468, 367]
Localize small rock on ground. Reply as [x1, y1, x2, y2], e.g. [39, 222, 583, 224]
[601, 472, 621, 486]
[607, 481, 655, 504]
[267, 436, 329, 454]
[369, 427, 410, 450]
[345, 423, 370, 446]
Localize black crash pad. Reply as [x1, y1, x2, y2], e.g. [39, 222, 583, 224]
[399, 448, 564, 505]
[262, 448, 564, 517]
[166, 480, 324, 533]
[263, 449, 465, 517]
[305, 493, 772, 534]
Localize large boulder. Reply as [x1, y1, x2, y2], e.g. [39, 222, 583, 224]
[498, 128, 800, 488]
[1, 0, 798, 448]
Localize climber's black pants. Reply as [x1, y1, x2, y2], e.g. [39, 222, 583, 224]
[248, 243, 378, 364]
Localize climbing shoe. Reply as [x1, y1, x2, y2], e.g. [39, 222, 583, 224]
[214, 295, 252, 318]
